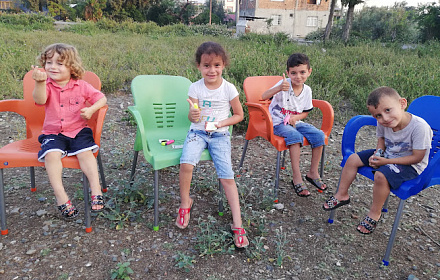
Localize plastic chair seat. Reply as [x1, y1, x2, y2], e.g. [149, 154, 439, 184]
[327, 95, 440, 266]
[0, 70, 108, 235]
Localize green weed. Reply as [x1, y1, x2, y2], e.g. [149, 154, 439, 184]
[174, 251, 195, 272]
[274, 227, 291, 267]
[111, 262, 133, 280]
[195, 216, 235, 257]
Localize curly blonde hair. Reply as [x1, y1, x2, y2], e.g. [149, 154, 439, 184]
[37, 43, 85, 80]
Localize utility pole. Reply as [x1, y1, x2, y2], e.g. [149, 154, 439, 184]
[209, 0, 212, 25]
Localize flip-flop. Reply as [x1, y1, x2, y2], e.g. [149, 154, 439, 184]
[305, 176, 327, 192]
[322, 196, 350, 211]
[175, 199, 193, 229]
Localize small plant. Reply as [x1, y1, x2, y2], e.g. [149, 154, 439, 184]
[195, 216, 235, 256]
[245, 236, 267, 260]
[111, 262, 133, 280]
[274, 227, 291, 267]
[40, 248, 51, 257]
[102, 200, 140, 230]
[174, 251, 195, 272]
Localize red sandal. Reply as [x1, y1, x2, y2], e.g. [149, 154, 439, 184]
[231, 226, 249, 248]
[175, 199, 193, 229]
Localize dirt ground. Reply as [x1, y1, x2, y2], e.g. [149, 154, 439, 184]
[0, 94, 439, 280]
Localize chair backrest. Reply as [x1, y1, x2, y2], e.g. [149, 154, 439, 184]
[243, 76, 282, 103]
[22, 70, 102, 139]
[407, 95, 440, 160]
[131, 75, 193, 131]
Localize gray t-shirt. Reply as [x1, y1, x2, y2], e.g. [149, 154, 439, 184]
[268, 79, 313, 126]
[377, 113, 432, 174]
[188, 78, 239, 132]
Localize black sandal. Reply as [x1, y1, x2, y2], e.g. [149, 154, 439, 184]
[58, 200, 79, 219]
[291, 182, 310, 197]
[357, 216, 378, 234]
[91, 195, 105, 212]
[323, 196, 350, 211]
[305, 176, 327, 191]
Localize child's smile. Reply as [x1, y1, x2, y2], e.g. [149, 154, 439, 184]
[197, 54, 225, 90]
[44, 52, 71, 87]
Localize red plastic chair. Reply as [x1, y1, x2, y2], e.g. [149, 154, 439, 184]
[0, 70, 108, 235]
[238, 76, 334, 202]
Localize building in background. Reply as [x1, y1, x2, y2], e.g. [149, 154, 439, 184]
[0, 0, 13, 10]
[239, 0, 331, 38]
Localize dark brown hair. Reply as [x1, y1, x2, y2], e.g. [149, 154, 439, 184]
[195, 41, 229, 67]
[286, 53, 310, 70]
[367, 86, 401, 108]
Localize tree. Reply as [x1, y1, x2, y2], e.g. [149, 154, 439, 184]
[417, 3, 440, 41]
[324, 0, 337, 43]
[341, 0, 364, 44]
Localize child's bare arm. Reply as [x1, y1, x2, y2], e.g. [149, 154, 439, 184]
[261, 74, 290, 100]
[371, 149, 426, 168]
[216, 96, 244, 128]
[31, 66, 48, 105]
[289, 111, 309, 125]
[187, 98, 201, 123]
[80, 96, 107, 120]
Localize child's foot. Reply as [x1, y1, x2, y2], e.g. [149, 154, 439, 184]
[231, 225, 249, 248]
[292, 181, 310, 197]
[322, 195, 350, 211]
[357, 214, 380, 234]
[175, 199, 193, 229]
[58, 200, 78, 219]
[305, 175, 327, 191]
[91, 194, 105, 212]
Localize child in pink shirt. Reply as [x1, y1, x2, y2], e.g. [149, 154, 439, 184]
[32, 43, 107, 219]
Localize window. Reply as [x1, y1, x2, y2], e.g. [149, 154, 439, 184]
[270, 15, 281, 26]
[306, 16, 318, 27]
[271, 0, 284, 2]
[307, 0, 316, 3]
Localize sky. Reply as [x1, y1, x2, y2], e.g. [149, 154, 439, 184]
[360, 0, 438, 7]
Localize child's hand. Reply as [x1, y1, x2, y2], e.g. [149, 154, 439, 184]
[187, 99, 201, 123]
[289, 114, 300, 127]
[31, 65, 47, 82]
[80, 107, 94, 120]
[280, 73, 290, 92]
[369, 155, 386, 168]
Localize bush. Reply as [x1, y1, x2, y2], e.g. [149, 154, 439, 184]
[0, 13, 54, 30]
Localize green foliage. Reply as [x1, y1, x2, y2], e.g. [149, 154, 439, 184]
[111, 262, 133, 280]
[274, 227, 291, 267]
[173, 251, 195, 272]
[0, 13, 54, 30]
[195, 216, 235, 256]
[417, 3, 440, 42]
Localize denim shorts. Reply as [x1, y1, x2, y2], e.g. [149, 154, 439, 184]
[273, 122, 325, 148]
[37, 127, 98, 162]
[357, 149, 419, 190]
[180, 129, 234, 179]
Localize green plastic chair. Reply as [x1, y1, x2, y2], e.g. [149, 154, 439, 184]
[128, 75, 226, 231]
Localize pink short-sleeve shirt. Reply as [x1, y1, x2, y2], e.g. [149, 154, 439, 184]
[39, 78, 105, 138]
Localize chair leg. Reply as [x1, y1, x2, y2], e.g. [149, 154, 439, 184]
[153, 170, 159, 231]
[96, 153, 108, 193]
[274, 151, 281, 203]
[30, 167, 36, 192]
[238, 139, 249, 171]
[319, 145, 326, 178]
[218, 180, 224, 216]
[328, 171, 342, 224]
[129, 151, 139, 184]
[382, 199, 406, 266]
[83, 173, 92, 233]
[382, 195, 389, 213]
[281, 150, 287, 170]
[0, 169, 8, 235]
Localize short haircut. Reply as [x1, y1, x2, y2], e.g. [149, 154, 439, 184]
[367, 86, 401, 108]
[195, 41, 229, 67]
[37, 43, 85, 80]
[286, 53, 310, 70]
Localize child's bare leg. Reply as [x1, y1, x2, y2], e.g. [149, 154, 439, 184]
[289, 143, 310, 196]
[306, 145, 323, 179]
[76, 150, 103, 210]
[176, 163, 194, 228]
[323, 153, 363, 209]
[45, 151, 69, 205]
[219, 178, 249, 247]
[357, 171, 389, 233]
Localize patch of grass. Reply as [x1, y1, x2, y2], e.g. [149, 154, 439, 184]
[173, 251, 196, 272]
[195, 216, 235, 257]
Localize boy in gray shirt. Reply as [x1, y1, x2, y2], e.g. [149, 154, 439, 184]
[323, 87, 432, 234]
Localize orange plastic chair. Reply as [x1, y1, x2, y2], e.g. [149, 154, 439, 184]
[0, 70, 108, 235]
[238, 76, 334, 202]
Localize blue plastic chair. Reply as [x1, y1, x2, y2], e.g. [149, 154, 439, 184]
[328, 95, 440, 266]
[128, 75, 229, 231]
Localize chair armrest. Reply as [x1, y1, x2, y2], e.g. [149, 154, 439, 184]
[245, 102, 275, 141]
[128, 106, 151, 155]
[0, 99, 26, 115]
[341, 115, 377, 159]
[312, 99, 334, 138]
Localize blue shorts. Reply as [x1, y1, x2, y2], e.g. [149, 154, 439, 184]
[180, 129, 234, 179]
[357, 149, 419, 190]
[37, 127, 99, 162]
[273, 122, 325, 148]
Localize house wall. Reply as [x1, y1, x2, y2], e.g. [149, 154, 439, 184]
[240, 0, 330, 38]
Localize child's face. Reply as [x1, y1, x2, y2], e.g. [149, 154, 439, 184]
[286, 64, 312, 88]
[197, 54, 225, 89]
[44, 51, 71, 86]
[368, 95, 408, 131]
